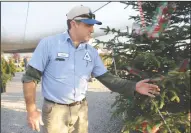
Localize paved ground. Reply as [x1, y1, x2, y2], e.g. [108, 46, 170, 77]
[1, 72, 123, 133]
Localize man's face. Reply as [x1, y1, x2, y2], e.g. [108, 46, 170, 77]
[73, 20, 94, 42]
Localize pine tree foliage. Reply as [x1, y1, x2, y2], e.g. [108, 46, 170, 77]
[96, 2, 190, 132]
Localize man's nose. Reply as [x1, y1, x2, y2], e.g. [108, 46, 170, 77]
[90, 25, 94, 33]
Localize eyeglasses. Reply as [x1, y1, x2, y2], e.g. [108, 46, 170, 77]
[73, 13, 95, 20]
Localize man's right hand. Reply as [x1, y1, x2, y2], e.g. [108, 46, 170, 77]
[27, 110, 44, 132]
[135, 79, 160, 97]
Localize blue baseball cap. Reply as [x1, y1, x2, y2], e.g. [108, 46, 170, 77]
[66, 5, 102, 25]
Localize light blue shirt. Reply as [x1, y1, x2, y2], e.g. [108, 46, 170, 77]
[29, 32, 107, 104]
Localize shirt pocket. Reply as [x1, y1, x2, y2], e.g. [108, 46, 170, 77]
[77, 60, 94, 81]
[47, 57, 72, 79]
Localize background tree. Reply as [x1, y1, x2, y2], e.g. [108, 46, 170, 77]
[1, 57, 12, 93]
[8, 58, 17, 76]
[96, 1, 190, 133]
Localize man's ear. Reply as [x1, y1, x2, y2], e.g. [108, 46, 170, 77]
[70, 20, 75, 28]
[71, 20, 80, 28]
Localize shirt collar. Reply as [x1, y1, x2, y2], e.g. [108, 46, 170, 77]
[64, 30, 88, 50]
[64, 30, 71, 42]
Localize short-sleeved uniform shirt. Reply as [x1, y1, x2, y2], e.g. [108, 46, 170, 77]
[29, 32, 107, 104]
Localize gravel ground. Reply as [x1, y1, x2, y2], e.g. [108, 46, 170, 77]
[1, 72, 123, 133]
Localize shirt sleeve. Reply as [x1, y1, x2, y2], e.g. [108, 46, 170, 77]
[21, 65, 42, 84]
[96, 71, 136, 97]
[28, 38, 50, 72]
[92, 50, 107, 77]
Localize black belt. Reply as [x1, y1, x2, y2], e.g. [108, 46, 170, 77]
[44, 97, 86, 106]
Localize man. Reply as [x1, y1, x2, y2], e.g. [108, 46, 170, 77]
[23, 57, 28, 70]
[22, 5, 160, 133]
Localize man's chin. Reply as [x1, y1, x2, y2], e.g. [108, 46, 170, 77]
[80, 40, 89, 44]
[80, 37, 91, 43]
[84, 38, 90, 43]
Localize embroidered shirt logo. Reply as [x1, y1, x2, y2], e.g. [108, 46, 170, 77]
[83, 52, 91, 62]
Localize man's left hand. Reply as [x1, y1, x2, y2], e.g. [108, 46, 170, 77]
[135, 79, 160, 97]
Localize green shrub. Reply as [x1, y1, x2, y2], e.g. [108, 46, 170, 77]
[16, 67, 24, 72]
[8, 58, 17, 76]
[1, 57, 12, 92]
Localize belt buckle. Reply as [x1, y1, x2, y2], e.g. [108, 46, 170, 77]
[75, 101, 81, 106]
[69, 101, 78, 106]
[69, 99, 85, 106]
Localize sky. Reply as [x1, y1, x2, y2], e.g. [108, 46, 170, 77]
[1, 2, 138, 45]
